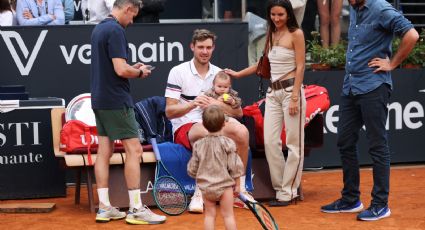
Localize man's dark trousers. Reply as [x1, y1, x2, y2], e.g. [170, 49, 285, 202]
[337, 83, 391, 207]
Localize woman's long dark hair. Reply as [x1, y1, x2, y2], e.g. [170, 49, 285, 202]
[0, 0, 12, 13]
[266, 0, 299, 48]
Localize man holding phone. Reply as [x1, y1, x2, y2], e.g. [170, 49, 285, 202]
[90, 0, 165, 225]
[145, 65, 156, 70]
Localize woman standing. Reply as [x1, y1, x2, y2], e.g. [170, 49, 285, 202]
[225, 0, 306, 207]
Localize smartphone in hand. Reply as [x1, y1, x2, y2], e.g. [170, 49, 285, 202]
[145, 65, 156, 70]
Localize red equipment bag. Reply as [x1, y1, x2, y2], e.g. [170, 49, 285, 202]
[242, 98, 266, 148]
[59, 93, 124, 165]
[304, 84, 330, 124]
[59, 120, 98, 165]
[242, 85, 330, 149]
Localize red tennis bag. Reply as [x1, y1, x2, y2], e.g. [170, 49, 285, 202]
[59, 93, 125, 165]
[59, 120, 98, 165]
[59, 120, 124, 165]
[304, 84, 330, 124]
[242, 98, 266, 148]
[242, 85, 330, 149]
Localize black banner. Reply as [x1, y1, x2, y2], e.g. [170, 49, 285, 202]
[304, 69, 425, 167]
[0, 23, 253, 104]
[0, 108, 66, 199]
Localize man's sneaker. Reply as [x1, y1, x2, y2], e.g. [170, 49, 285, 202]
[357, 205, 391, 221]
[321, 199, 364, 213]
[126, 205, 166, 225]
[95, 206, 126, 223]
[234, 191, 255, 209]
[188, 193, 204, 213]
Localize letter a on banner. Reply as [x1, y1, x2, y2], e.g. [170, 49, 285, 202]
[0, 30, 48, 76]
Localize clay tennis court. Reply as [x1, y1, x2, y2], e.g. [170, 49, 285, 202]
[1, 165, 424, 230]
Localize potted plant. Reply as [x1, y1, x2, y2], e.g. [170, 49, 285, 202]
[308, 31, 347, 71]
[308, 31, 330, 71]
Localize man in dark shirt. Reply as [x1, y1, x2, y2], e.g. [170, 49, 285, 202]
[90, 0, 166, 225]
[321, 0, 419, 221]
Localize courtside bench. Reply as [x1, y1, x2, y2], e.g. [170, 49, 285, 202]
[50, 108, 157, 213]
[51, 108, 299, 212]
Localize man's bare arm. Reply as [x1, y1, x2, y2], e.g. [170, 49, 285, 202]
[368, 28, 419, 72]
[165, 97, 196, 119]
[389, 28, 419, 69]
[112, 58, 151, 78]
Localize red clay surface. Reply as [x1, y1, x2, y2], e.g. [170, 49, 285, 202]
[1, 165, 424, 230]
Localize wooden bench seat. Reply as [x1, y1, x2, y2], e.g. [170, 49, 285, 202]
[51, 108, 157, 212]
[62, 151, 156, 167]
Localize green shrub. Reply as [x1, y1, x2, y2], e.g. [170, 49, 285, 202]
[308, 31, 347, 68]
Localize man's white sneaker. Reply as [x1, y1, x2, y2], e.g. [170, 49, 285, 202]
[95, 206, 126, 223]
[234, 191, 255, 209]
[125, 205, 166, 225]
[188, 193, 204, 213]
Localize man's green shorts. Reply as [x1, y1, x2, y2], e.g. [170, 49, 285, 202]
[93, 107, 139, 140]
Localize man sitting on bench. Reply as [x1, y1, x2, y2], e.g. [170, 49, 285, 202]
[164, 29, 254, 213]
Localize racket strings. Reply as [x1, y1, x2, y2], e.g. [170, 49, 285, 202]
[154, 176, 187, 215]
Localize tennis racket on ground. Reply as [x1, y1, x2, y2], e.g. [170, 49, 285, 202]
[151, 137, 188, 215]
[239, 193, 279, 230]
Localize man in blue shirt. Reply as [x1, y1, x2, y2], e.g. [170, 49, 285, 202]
[90, 0, 166, 225]
[16, 0, 65, 25]
[321, 0, 419, 221]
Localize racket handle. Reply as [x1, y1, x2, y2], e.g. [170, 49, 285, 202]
[150, 137, 161, 161]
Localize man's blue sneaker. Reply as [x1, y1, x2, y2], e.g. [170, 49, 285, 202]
[321, 199, 364, 213]
[357, 205, 391, 221]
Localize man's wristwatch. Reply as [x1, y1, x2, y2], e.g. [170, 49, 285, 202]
[139, 69, 144, 78]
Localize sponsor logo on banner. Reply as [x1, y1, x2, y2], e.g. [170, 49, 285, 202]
[323, 101, 424, 134]
[0, 30, 48, 76]
[59, 36, 184, 65]
[0, 29, 185, 74]
[0, 121, 43, 165]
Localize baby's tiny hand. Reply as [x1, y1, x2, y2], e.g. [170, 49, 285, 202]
[224, 96, 234, 105]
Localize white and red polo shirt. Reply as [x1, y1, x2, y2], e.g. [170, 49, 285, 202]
[165, 59, 221, 134]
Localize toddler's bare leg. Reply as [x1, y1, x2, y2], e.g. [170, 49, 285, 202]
[203, 194, 217, 230]
[219, 188, 237, 230]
